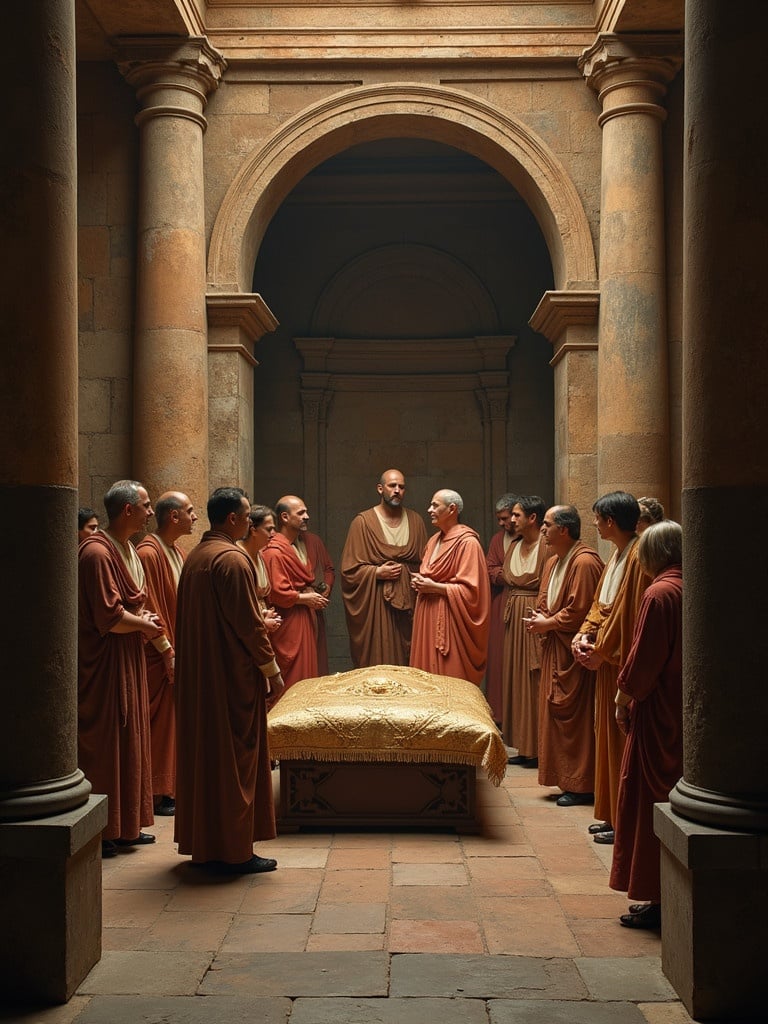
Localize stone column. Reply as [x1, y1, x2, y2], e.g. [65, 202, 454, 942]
[580, 35, 680, 508]
[118, 38, 225, 514]
[529, 290, 599, 526]
[654, 3, 768, 1019]
[206, 293, 278, 497]
[0, 1, 106, 1003]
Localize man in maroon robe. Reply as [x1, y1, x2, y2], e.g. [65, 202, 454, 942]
[262, 495, 329, 687]
[137, 490, 198, 816]
[409, 489, 490, 685]
[78, 479, 163, 857]
[174, 487, 284, 874]
[525, 505, 603, 805]
[341, 469, 428, 668]
[484, 493, 517, 723]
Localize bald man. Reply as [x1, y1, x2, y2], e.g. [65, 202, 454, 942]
[137, 490, 198, 815]
[341, 469, 428, 668]
[262, 495, 329, 688]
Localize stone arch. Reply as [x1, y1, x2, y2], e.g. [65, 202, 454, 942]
[207, 82, 597, 293]
[311, 242, 501, 338]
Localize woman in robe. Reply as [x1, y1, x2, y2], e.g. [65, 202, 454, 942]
[610, 520, 683, 929]
[238, 505, 283, 634]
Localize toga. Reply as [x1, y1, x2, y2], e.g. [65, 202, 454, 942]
[409, 523, 490, 685]
[174, 530, 279, 864]
[262, 531, 319, 687]
[341, 506, 427, 668]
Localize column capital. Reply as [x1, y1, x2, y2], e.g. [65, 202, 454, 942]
[579, 33, 682, 125]
[116, 36, 226, 128]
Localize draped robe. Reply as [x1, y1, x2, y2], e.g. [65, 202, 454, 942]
[536, 542, 604, 793]
[341, 507, 427, 668]
[484, 528, 512, 723]
[610, 567, 683, 902]
[262, 532, 318, 687]
[174, 531, 279, 863]
[78, 532, 153, 840]
[409, 524, 490, 685]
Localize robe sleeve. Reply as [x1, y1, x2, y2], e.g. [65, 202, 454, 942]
[214, 550, 279, 677]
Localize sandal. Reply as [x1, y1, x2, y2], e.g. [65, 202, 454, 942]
[588, 821, 612, 834]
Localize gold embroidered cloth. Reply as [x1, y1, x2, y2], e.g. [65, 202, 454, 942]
[268, 664, 507, 786]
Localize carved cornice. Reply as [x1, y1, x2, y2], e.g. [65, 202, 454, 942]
[293, 336, 515, 377]
[207, 292, 279, 367]
[529, 289, 599, 341]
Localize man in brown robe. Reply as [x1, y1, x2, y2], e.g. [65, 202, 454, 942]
[137, 491, 198, 816]
[262, 495, 329, 688]
[341, 469, 427, 668]
[525, 505, 603, 805]
[484, 493, 518, 723]
[304, 530, 335, 674]
[502, 496, 549, 765]
[572, 491, 649, 843]
[174, 487, 284, 874]
[409, 489, 490, 685]
[78, 479, 163, 857]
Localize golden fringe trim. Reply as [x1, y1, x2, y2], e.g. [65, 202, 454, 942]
[269, 747, 506, 788]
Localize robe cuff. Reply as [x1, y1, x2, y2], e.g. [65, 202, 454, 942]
[615, 690, 631, 707]
[152, 636, 172, 654]
[260, 658, 280, 678]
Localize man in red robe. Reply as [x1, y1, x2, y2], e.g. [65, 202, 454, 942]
[303, 530, 335, 675]
[525, 505, 603, 805]
[78, 479, 163, 857]
[484, 493, 517, 723]
[137, 490, 198, 816]
[262, 495, 329, 687]
[174, 487, 284, 874]
[409, 489, 490, 685]
[341, 469, 428, 668]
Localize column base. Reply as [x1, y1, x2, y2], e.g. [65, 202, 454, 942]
[0, 794, 108, 1005]
[655, 802, 767, 1021]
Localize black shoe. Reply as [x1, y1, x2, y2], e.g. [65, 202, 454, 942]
[556, 791, 594, 807]
[593, 829, 615, 844]
[154, 796, 175, 816]
[620, 903, 661, 929]
[115, 832, 156, 846]
[101, 840, 118, 858]
[201, 854, 278, 875]
[508, 754, 538, 767]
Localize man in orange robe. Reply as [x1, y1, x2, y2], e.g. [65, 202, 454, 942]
[174, 487, 284, 873]
[341, 469, 428, 668]
[484, 493, 517, 723]
[78, 480, 163, 857]
[409, 489, 490, 685]
[303, 530, 335, 675]
[262, 495, 329, 687]
[137, 490, 197, 816]
[572, 491, 649, 843]
[501, 496, 549, 765]
[525, 505, 603, 804]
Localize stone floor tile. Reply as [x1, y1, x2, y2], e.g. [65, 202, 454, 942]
[101, 927, 149, 951]
[101, 889, 170, 929]
[547, 872, 615, 896]
[390, 953, 588, 999]
[270, 832, 333, 849]
[459, 828, 531, 855]
[326, 847, 391, 870]
[389, 884, 478, 920]
[575, 956, 677, 1001]
[268, 847, 329, 869]
[558, 893, 631, 919]
[330, 833, 395, 849]
[68, 994, 291, 1024]
[470, 876, 551, 898]
[392, 863, 468, 886]
[318, 868, 391, 902]
[488, 999, 648, 1023]
[571, 918, 662, 957]
[467, 855, 544, 881]
[389, 918, 485, 953]
[239, 884, 319, 915]
[479, 896, 581, 957]
[306, 934, 386, 951]
[162, 876, 251, 913]
[387, 832, 458, 846]
[390, 843, 463, 863]
[289, 996, 489, 1024]
[138, 910, 233, 952]
[200, 952, 389, 997]
[0, 996, 92, 1023]
[220, 913, 312, 952]
[77, 951, 212, 995]
[638, 1002, 696, 1023]
[312, 902, 386, 934]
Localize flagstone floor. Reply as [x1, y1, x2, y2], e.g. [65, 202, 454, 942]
[3, 765, 696, 1024]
